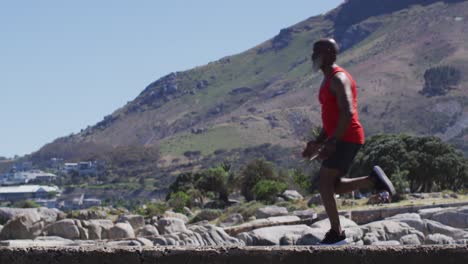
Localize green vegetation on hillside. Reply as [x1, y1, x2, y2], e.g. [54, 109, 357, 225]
[421, 66, 461, 97]
[350, 134, 468, 193]
[159, 126, 251, 156]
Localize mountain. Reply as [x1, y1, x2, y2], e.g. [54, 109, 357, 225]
[33, 0, 468, 175]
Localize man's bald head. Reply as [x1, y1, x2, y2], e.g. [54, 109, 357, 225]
[312, 38, 339, 68]
[314, 38, 339, 55]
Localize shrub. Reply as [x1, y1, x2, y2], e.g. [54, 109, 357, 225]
[389, 168, 410, 201]
[196, 167, 229, 202]
[253, 180, 288, 203]
[222, 201, 265, 220]
[391, 168, 410, 194]
[421, 66, 461, 97]
[12, 200, 40, 208]
[275, 200, 309, 212]
[240, 158, 279, 201]
[167, 172, 196, 199]
[350, 134, 468, 192]
[135, 201, 169, 218]
[291, 168, 312, 194]
[168, 191, 191, 213]
[190, 209, 223, 223]
[167, 165, 233, 206]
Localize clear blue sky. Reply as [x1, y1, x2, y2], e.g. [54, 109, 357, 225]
[0, 0, 342, 158]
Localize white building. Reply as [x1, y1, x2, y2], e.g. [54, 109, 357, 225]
[0, 185, 60, 202]
[78, 162, 98, 176]
[0, 170, 57, 185]
[83, 198, 101, 207]
[63, 163, 79, 173]
[62, 162, 99, 176]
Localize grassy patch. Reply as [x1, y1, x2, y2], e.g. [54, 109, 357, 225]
[65, 182, 141, 190]
[218, 201, 265, 223]
[159, 126, 246, 156]
[159, 123, 284, 157]
[274, 199, 310, 212]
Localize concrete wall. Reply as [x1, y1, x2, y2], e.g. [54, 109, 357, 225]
[0, 245, 467, 264]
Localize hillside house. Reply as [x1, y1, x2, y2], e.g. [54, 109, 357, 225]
[0, 185, 60, 202]
[0, 170, 57, 185]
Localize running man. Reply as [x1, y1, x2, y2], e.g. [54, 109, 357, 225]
[302, 38, 396, 245]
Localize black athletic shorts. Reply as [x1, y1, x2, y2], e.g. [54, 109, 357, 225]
[322, 140, 362, 174]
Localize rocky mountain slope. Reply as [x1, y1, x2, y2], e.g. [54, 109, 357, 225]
[33, 0, 468, 170]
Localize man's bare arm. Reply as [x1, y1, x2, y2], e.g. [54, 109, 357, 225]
[329, 72, 354, 141]
[315, 128, 328, 143]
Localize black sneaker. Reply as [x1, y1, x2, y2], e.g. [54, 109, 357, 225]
[319, 229, 348, 245]
[371, 166, 396, 197]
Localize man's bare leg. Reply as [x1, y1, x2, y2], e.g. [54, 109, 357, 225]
[318, 166, 344, 233]
[334, 176, 374, 194]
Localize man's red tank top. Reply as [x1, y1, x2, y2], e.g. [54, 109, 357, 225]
[318, 66, 365, 144]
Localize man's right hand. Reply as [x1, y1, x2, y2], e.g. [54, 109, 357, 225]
[301, 140, 323, 159]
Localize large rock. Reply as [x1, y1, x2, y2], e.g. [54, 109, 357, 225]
[363, 232, 379, 245]
[255, 206, 288, 219]
[38, 208, 65, 223]
[219, 213, 244, 227]
[424, 219, 468, 239]
[89, 219, 114, 239]
[0, 211, 44, 240]
[163, 211, 189, 223]
[0, 207, 62, 225]
[426, 233, 455, 245]
[292, 209, 317, 220]
[457, 206, 468, 214]
[279, 234, 302, 245]
[136, 225, 159, 237]
[311, 216, 358, 230]
[152, 224, 244, 246]
[418, 207, 449, 219]
[189, 224, 243, 246]
[429, 208, 468, 229]
[456, 239, 468, 245]
[360, 220, 424, 243]
[385, 213, 425, 232]
[418, 206, 468, 230]
[118, 215, 145, 230]
[75, 220, 89, 240]
[224, 216, 301, 236]
[105, 237, 153, 247]
[400, 234, 422, 245]
[108, 222, 135, 240]
[236, 224, 320, 246]
[345, 227, 365, 243]
[43, 219, 80, 240]
[81, 220, 102, 240]
[281, 190, 303, 201]
[156, 217, 187, 235]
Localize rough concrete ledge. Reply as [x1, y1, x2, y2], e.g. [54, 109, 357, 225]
[0, 245, 467, 264]
[349, 201, 468, 224]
